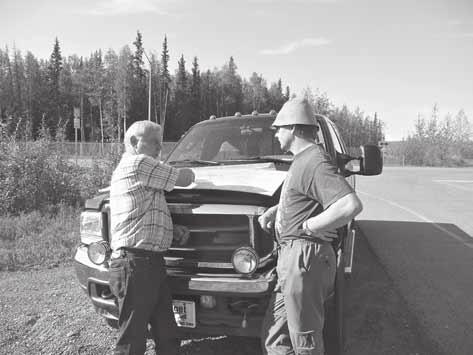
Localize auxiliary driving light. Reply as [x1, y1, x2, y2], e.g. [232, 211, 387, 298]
[87, 241, 111, 265]
[231, 247, 259, 275]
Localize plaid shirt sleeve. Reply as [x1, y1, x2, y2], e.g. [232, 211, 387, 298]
[137, 155, 179, 192]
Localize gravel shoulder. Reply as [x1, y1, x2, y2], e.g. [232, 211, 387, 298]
[0, 263, 261, 355]
[0, 228, 438, 355]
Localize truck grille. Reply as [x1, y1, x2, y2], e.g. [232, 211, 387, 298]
[165, 213, 251, 268]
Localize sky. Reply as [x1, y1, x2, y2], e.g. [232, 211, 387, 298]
[1, 0, 472, 140]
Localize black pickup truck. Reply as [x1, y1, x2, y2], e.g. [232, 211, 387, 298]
[74, 111, 382, 354]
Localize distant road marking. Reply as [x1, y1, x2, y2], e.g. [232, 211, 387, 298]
[358, 190, 473, 249]
[432, 180, 473, 192]
[432, 180, 473, 183]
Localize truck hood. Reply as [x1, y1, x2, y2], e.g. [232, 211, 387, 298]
[178, 162, 287, 196]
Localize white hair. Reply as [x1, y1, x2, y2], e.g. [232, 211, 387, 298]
[124, 121, 162, 153]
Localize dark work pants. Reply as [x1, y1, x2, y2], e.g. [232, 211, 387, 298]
[261, 239, 336, 355]
[108, 251, 179, 355]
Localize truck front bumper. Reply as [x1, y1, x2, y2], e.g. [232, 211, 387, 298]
[74, 245, 276, 337]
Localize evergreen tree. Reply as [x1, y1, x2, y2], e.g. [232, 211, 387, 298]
[12, 47, 25, 117]
[190, 56, 202, 124]
[47, 37, 63, 132]
[200, 69, 214, 120]
[132, 31, 145, 79]
[221, 56, 242, 115]
[129, 31, 147, 124]
[24, 51, 42, 138]
[0, 47, 15, 130]
[160, 35, 171, 126]
[268, 78, 286, 112]
[168, 54, 190, 140]
[149, 52, 161, 124]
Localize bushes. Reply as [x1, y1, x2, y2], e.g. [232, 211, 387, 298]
[0, 137, 117, 215]
[0, 137, 120, 269]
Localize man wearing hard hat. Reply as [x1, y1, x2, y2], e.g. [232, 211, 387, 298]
[258, 97, 363, 355]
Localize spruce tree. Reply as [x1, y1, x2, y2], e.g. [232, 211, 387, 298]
[24, 51, 42, 138]
[160, 35, 171, 127]
[190, 56, 201, 123]
[169, 54, 190, 140]
[221, 56, 242, 115]
[47, 37, 63, 133]
[129, 31, 147, 124]
[132, 31, 145, 80]
[12, 47, 24, 116]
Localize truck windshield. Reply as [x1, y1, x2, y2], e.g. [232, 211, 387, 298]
[166, 118, 288, 163]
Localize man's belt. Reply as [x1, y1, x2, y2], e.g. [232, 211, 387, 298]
[115, 247, 164, 258]
[279, 236, 329, 246]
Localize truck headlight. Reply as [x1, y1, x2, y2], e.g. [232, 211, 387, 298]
[80, 211, 104, 244]
[87, 241, 111, 265]
[232, 247, 258, 275]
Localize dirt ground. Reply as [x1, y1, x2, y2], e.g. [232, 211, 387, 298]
[0, 230, 439, 355]
[0, 262, 261, 355]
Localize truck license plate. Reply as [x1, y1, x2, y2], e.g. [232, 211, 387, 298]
[172, 300, 196, 328]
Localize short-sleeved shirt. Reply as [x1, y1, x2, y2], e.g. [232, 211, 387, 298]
[275, 144, 354, 241]
[110, 153, 179, 252]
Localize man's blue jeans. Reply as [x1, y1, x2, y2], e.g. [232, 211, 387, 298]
[108, 250, 179, 355]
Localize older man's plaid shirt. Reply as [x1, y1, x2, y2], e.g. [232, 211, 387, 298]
[110, 153, 179, 252]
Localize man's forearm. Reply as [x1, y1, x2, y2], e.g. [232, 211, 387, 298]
[265, 204, 278, 217]
[304, 193, 362, 233]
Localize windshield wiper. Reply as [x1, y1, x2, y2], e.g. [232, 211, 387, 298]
[237, 156, 293, 164]
[168, 159, 220, 166]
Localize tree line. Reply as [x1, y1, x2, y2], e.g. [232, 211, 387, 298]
[0, 31, 384, 146]
[401, 106, 473, 166]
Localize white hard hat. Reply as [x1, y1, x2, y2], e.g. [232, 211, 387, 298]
[272, 97, 318, 127]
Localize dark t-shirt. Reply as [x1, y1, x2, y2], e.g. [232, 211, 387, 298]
[275, 144, 354, 241]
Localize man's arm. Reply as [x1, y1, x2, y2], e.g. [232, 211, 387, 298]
[258, 204, 278, 233]
[303, 192, 362, 236]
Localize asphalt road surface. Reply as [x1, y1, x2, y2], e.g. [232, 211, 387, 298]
[355, 167, 473, 355]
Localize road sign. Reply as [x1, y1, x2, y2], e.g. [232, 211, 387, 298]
[73, 107, 80, 129]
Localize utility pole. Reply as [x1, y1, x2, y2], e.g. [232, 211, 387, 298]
[143, 49, 152, 121]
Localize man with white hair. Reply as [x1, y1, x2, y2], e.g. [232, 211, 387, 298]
[109, 120, 194, 355]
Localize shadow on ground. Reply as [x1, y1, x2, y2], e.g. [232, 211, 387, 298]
[343, 224, 445, 355]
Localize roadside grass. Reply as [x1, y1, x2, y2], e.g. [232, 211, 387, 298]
[0, 205, 81, 271]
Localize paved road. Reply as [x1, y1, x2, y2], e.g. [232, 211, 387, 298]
[355, 167, 473, 355]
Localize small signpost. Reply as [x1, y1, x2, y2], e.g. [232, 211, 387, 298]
[74, 107, 80, 159]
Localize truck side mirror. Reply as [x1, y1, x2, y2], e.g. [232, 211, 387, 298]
[337, 145, 383, 177]
[360, 145, 383, 176]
